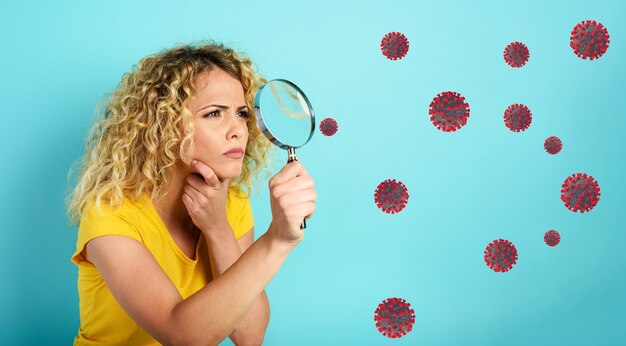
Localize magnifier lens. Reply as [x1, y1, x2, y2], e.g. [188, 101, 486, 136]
[255, 80, 314, 149]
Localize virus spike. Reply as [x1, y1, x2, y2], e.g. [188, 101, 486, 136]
[319, 117, 338, 136]
[544, 230, 561, 247]
[503, 42, 530, 68]
[429, 91, 470, 132]
[544, 136, 562, 154]
[374, 179, 409, 214]
[374, 297, 416, 338]
[484, 239, 518, 272]
[570, 20, 610, 60]
[504, 103, 532, 132]
[381, 32, 409, 60]
[561, 173, 601, 213]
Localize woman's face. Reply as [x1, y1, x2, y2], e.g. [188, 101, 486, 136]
[187, 68, 249, 180]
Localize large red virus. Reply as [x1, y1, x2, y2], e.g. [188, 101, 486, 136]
[570, 20, 610, 60]
[561, 173, 601, 213]
[484, 239, 518, 273]
[544, 136, 562, 154]
[374, 179, 409, 214]
[319, 117, 338, 136]
[374, 297, 415, 338]
[504, 103, 532, 132]
[428, 91, 470, 132]
[544, 230, 561, 247]
[381, 32, 409, 60]
[503, 42, 530, 68]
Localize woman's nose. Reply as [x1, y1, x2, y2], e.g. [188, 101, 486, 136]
[226, 113, 245, 138]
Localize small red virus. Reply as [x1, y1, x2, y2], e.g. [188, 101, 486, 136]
[484, 239, 518, 273]
[570, 20, 610, 60]
[374, 179, 409, 214]
[428, 91, 470, 132]
[503, 42, 530, 68]
[374, 297, 415, 338]
[319, 117, 338, 136]
[504, 103, 532, 132]
[381, 32, 409, 60]
[544, 230, 561, 247]
[544, 136, 562, 154]
[561, 173, 601, 213]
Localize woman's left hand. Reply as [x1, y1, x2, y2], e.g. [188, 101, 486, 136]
[182, 160, 230, 235]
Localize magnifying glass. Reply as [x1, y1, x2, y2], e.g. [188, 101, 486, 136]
[254, 79, 315, 229]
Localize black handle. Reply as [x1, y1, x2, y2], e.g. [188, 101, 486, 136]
[287, 147, 307, 230]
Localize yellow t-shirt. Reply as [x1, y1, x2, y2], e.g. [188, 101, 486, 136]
[71, 187, 254, 346]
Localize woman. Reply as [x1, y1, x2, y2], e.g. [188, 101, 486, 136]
[66, 41, 317, 345]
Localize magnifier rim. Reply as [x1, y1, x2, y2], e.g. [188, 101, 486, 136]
[253, 79, 316, 150]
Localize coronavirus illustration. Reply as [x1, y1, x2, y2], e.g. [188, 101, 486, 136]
[319, 117, 338, 136]
[570, 20, 610, 60]
[544, 230, 561, 247]
[503, 41, 530, 68]
[504, 103, 532, 132]
[484, 239, 518, 272]
[374, 179, 409, 214]
[544, 136, 562, 154]
[374, 297, 415, 338]
[428, 91, 470, 132]
[381, 32, 409, 60]
[561, 173, 601, 213]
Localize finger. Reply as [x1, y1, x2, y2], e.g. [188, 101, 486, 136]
[271, 161, 309, 186]
[182, 192, 194, 209]
[273, 176, 314, 197]
[183, 184, 202, 203]
[296, 162, 310, 177]
[192, 160, 220, 188]
[281, 189, 317, 207]
[293, 202, 315, 221]
[186, 174, 207, 191]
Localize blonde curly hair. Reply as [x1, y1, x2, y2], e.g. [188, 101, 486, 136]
[66, 41, 277, 225]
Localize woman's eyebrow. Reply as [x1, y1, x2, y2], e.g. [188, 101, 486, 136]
[197, 104, 248, 112]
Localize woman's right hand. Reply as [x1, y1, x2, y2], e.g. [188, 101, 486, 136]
[267, 161, 317, 247]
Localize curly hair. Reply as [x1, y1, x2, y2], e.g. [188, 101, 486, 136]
[66, 41, 277, 225]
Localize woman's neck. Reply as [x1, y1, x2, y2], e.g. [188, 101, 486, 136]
[152, 163, 195, 232]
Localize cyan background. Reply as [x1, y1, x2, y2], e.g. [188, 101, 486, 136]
[1, 0, 624, 345]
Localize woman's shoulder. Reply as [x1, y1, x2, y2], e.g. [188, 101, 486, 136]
[228, 185, 250, 202]
[80, 193, 149, 228]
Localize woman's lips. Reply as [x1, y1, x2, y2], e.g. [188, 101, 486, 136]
[223, 151, 244, 159]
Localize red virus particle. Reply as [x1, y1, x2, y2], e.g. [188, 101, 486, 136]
[503, 42, 530, 68]
[374, 297, 415, 339]
[319, 117, 338, 136]
[381, 32, 409, 60]
[570, 20, 610, 60]
[484, 239, 518, 273]
[561, 173, 601, 213]
[504, 103, 532, 132]
[428, 91, 470, 132]
[544, 230, 561, 247]
[544, 136, 562, 154]
[374, 179, 409, 214]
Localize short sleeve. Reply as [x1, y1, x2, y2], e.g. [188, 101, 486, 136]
[71, 200, 143, 267]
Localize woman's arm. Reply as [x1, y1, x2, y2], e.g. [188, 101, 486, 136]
[86, 223, 291, 346]
[202, 226, 270, 346]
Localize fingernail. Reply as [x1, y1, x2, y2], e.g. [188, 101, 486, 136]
[191, 160, 197, 165]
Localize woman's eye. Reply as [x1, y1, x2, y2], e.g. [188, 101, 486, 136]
[204, 110, 220, 118]
[238, 111, 250, 118]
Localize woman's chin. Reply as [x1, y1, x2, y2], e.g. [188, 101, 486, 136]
[217, 168, 242, 181]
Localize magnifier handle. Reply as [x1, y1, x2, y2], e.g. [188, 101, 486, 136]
[287, 147, 307, 230]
